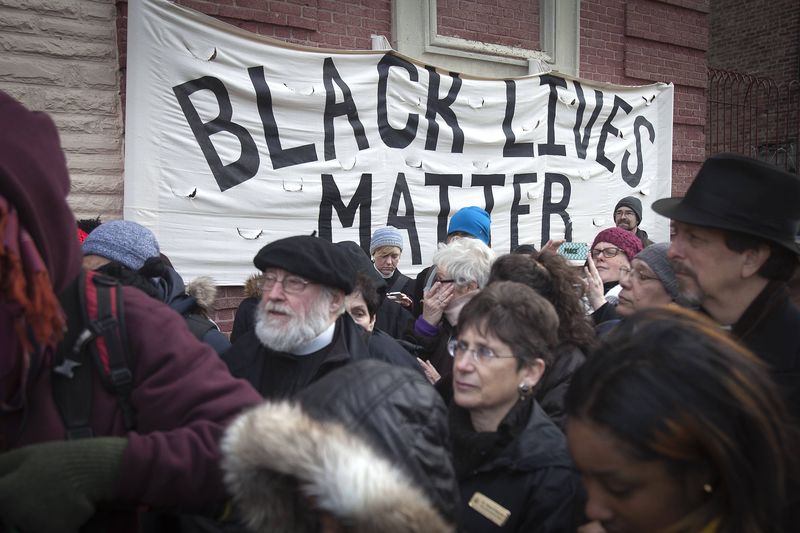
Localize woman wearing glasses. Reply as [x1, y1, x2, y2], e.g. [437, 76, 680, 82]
[591, 243, 686, 333]
[449, 281, 585, 532]
[584, 227, 643, 323]
[488, 251, 596, 430]
[616, 243, 682, 315]
[410, 237, 495, 383]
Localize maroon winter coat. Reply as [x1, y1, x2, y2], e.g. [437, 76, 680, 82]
[0, 90, 262, 531]
[0, 285, 262, 530]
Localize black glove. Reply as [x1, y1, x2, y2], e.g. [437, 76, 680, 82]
[0, 437, 127, 533]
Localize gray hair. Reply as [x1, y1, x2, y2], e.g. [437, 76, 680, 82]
[320, 285, 346, 316]
[432, 238, 495, 288]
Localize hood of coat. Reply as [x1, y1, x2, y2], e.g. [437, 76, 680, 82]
[243, 272, 265, 299]
[185, 275, 217, 312]
[0, 91, 81, 293]
[223, 402, 454, 533]
[222, 360, 458, 533]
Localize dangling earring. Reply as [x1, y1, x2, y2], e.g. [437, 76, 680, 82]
[518, 382, 532, 401]
[703, 483, 713, 494]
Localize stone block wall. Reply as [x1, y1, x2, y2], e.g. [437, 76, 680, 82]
[0, 0, 124, 220]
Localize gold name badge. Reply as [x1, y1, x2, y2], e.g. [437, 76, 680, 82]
[468, 492, 511, 527]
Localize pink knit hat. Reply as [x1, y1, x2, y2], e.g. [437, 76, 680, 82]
[591, 227, 643, 261]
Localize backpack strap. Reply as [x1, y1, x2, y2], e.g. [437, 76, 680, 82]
[85, 271, 136, 431]
[52, 272, 95, 440]
[52, 271, 136, 438]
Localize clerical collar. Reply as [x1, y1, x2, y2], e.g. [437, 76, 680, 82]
[291, 322, 336, 355]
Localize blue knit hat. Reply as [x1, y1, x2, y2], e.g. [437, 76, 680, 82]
[447, 207, 491, 245]
[82, 220, 160, 271]
[370, 226, 404, 255]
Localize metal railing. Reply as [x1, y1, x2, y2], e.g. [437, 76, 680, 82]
[707, 68, 799, 174]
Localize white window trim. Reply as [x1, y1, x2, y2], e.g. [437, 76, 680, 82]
[392, 0, 579, 76]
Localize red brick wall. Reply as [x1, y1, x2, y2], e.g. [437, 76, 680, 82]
[436, 0, 539, 49]
[580, 0, 709, 196]
[708, 0, 799, 83]
[116, 0, 391, 110]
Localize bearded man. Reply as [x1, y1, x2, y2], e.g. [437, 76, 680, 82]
[223, 235, 378, 399]
[613, 196, 653, 247]
[653, 153, 800, 415]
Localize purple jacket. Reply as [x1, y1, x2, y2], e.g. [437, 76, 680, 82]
[0, 284, 262, 528]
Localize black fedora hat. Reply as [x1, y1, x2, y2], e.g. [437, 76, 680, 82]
[652, 153, 800, 255]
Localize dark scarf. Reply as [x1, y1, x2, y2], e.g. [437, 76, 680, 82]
[449, 398, 533, 479]
[95, 259, 163, 300]
[732, 280, 788, 341]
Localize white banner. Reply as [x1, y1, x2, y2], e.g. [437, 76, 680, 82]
[125, 0, 673, 284]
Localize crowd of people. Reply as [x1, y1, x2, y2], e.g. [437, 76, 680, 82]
[2, 89, 800, 533]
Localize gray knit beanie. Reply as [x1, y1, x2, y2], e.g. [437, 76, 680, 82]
[634, 243, 680, 300]
[370, 226, 404, 255]
[615, 196, 643, 223]
[82, 220, 160, 271]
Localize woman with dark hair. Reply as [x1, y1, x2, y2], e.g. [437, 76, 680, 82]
[566, 306, 798, 533]
[450, 281, 585, 532]
[488, 251, 594, 429]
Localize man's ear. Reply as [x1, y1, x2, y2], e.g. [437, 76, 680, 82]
[741, 244, 771, 279]
[329, 289, 346, 315]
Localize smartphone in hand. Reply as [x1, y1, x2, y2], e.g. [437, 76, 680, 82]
[557, 242, 590, 262]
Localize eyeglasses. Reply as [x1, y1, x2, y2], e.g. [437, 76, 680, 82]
[263, 273, 311, 294]
[614, 209, 636, 219]
[591, 247, 622, 259]
[436, 277, 456, 284]
[447, 339, 516, 364]
[620, 267, 660, 283]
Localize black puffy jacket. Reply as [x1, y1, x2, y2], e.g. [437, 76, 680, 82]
[297, 359, 461, 526]
[222, 359, 460, 532]
[452, 401, 585, 532]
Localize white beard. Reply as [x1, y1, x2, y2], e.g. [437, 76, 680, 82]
[254, 295, 333, 353]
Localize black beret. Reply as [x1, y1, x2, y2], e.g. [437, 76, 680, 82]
[335, 241, 387, 291]
[253, 235, 355, 293]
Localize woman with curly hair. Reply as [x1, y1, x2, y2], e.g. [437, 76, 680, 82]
[488, 251, 595, 429]
[566, 306, 798, 533]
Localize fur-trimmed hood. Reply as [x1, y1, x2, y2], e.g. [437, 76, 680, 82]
[185, 275, 218, 311]
[243, 272, 264, 299]
[222, 360, 457, 533]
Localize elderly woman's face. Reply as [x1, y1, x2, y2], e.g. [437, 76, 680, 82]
[435, 266, 475, 299]
[451, 325, 539, 428]
[591, 241, 632, 284]
[617, 258, 672, 316]
[567, 418, 704, 533]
